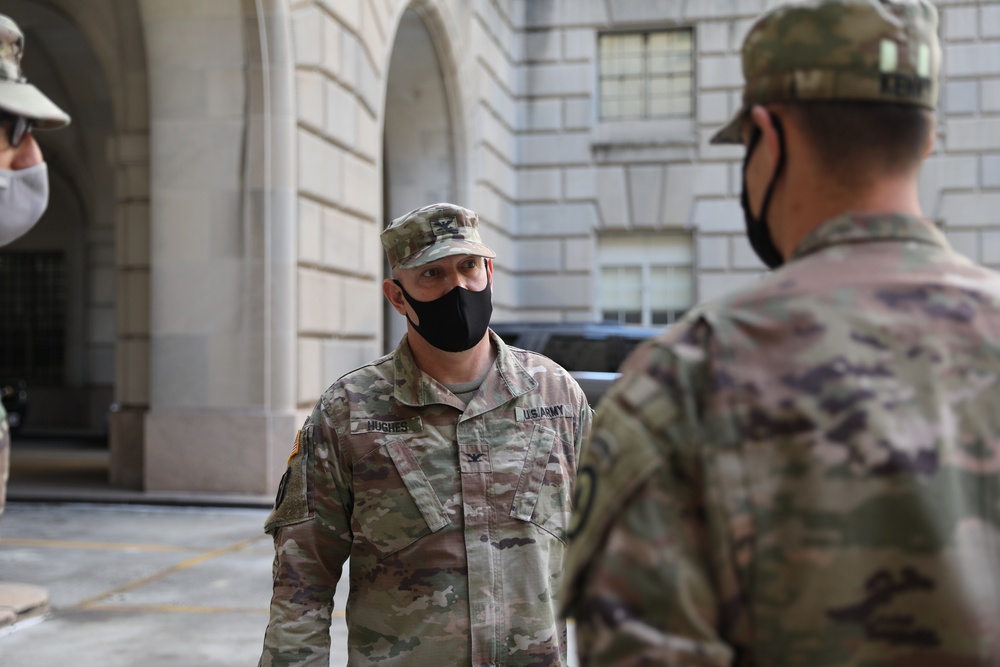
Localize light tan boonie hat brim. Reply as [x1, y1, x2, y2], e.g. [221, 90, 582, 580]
[0, 79, 70, 129]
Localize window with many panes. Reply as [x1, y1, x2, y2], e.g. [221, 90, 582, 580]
[599, 28, 694, 121]
[599, 233, 692, 326]
[0, 252, 67, 385]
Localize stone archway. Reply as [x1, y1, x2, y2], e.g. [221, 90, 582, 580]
[381, 2, 464, 353]
[1, 0, 150, 489]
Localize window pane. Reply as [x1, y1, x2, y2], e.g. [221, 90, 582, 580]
[618, 76, 643, 100]
[650, 266, 693, 311]
[648, 30, 691, 52]
[600, 233, 693, 326]
[648, 49, 689, 76]
[601, 266, 642, 312]
[600, 97, 620, 119]
[649, 75, 692, 97]
[652, 309, 686, 325]
[600, 32, 647, 120]
[600, 29, 692, 121]
[650, 91, 692, 117]
[620, 97, 643, 119]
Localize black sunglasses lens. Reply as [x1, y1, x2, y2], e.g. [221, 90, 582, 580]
[4, 114, 32, 148]
[11, 116, 31, 147]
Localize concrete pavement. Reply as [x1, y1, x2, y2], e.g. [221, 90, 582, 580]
[1, 440, 581, 666]
[0, 502, 582, 667]
[0, 502, 350, 667]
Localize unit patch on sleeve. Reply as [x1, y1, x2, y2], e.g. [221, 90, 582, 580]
[351, 416, 423, 435]
[515, 404, 572, 422]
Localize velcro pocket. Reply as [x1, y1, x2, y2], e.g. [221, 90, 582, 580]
[353, 440, 450, 557]
[511, 424, 574, 543]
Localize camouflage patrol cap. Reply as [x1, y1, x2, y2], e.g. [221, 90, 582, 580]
[381, 202, 497, 269]
[0, 14, 70, 129]
[711, 0, 940, 144]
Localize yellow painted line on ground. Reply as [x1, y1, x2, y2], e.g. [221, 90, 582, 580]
[76, 535, 270, 610]
[83, 604, 347, 618]
[84, 604, 270, 615]
[0, 538, 191, 552]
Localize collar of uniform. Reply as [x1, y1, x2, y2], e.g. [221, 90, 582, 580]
[391, 330, 537, 409]
[790, 212, 949, 262]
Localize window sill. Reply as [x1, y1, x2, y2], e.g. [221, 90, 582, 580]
[590, 118, 696, 164]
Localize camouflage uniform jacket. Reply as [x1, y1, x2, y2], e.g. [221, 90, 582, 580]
[260, 330, 592, 667]
[561, 212, 1000, 666]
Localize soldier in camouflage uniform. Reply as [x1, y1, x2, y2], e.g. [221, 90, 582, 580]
[0, 14, 71, 518]
[561, 0, 1000, 665]
[259, 203, 593, 666]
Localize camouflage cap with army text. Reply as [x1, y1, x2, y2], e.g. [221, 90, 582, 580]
[0, 14, 70, 129]
[381, 202, 497, 270]
[711, 0, 940, 144]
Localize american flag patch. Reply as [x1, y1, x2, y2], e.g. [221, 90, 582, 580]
[287, 430, 301, 464]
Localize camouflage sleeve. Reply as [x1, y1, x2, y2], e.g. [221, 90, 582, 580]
[561, 322, 737, 666]
[259, 401, 354, 667]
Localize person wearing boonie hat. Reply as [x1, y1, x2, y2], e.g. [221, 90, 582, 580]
[560, 1, 1000, 665]
[0, 12, 71, 632]
[259, 203, 592, 666]
[0, 13, 70, 249]
[0, 13, 70, 520]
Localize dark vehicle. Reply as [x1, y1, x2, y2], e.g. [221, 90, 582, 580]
[491, 322, 662, 405]
[1, 377, 28, 435]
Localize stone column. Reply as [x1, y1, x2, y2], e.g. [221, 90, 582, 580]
[140, 0, 298, 495]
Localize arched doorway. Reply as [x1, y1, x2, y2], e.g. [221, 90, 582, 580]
[1, 0, 150, 492]
[381, 6, 460, 353]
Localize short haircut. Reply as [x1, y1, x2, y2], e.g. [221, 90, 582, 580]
[782, 102, 933, 186]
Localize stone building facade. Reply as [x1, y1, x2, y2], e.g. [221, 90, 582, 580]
[2, 0, 997, 496]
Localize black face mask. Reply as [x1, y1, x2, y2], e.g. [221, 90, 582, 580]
[394, 280, 493, 353]
[740, 115, 786, 270]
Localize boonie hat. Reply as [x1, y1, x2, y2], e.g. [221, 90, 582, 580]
[711, 0, 940, 144]
[382, 203, 496, 269]
[0, 14, 70, 129]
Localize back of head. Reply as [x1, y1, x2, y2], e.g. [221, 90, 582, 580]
[0, 14, 70, 128]
[711, 0, 940, 146]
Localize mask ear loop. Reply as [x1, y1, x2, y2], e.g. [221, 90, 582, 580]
[740, 115, 787, 269]
[740, 126, 763, 218]
[757, 115, 787, 230]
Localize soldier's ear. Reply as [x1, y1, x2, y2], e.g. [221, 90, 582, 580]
[382, 278, 408, 316]
[750, 105, 783, 176]
[922, 113, 936, 159]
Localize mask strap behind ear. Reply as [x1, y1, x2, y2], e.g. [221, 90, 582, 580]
[740, 126, 763, 217]
[739, 113, 786, 270]
[757, 115, 786, 225]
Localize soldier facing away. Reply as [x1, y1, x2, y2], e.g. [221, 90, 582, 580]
[0, 13, 70, 518]
[258, 203, 592, 666]
[560, 0, 1000, 665]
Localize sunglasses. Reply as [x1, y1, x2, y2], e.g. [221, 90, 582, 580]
[0, 112, 34, 148]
